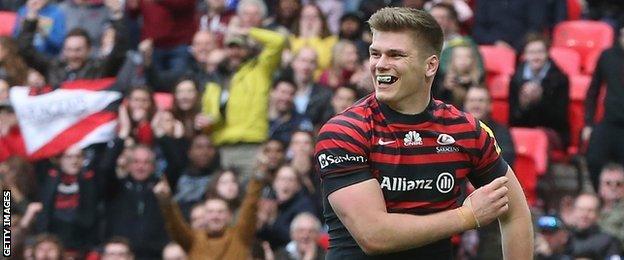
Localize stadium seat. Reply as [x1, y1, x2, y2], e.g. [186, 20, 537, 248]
[510, 127, 549, 206]
[488, 74, 510, 125]
[153, 92, 173, 110]
[549, 47, 581, 76]
[479, 45, 516, 87]
[0, 11, 16, 36]
[552, 21, 613, 74]
[567, 0, 582, 20]
[567, 75, 591, 155]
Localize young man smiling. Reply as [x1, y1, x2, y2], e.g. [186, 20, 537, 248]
[315, 7, 533, 259]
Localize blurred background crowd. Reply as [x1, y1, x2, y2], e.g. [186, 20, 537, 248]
[0, 0, 623, 259]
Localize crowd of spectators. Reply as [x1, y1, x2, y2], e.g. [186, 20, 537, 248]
[0, 0, 623, 259]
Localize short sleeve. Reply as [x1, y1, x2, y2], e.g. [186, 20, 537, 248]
[467, 120, 509, 187]
[315, 117, 373, 196]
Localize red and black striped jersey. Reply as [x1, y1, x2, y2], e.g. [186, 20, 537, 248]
[315, 94, 508, 259]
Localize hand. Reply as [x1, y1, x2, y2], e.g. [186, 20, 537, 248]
[26, 0, 46, 20]
[153, 178, 172, 201]
[105, 0, 124, 20]
[461, 177, 509, 229]
[519, 82, 542, 109]
[256, 152, 270, 176]
[262, 241, 275, 260]
[301, 241, 318, 260]
[534, 234, 552, 256]
[194, 114, 213, 131]
[581, 126, 592, 142]
[257, 198, 278, 226]
[117, 105, 132, 139]
[20, 202, 43, 228]
[138, 39, 154, 67]
[291, 153, 311, 176]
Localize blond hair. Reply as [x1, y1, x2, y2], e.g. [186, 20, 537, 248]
[368, 7, 443, 57]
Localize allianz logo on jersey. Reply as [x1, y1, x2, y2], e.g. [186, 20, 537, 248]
[403, 131, 423, 146]
[380, 172, 455, 193]
[318, 153, 367, 169]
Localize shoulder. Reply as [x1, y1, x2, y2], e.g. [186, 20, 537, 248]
[432, 99, 478, 128]
[319, 95, 374, 134]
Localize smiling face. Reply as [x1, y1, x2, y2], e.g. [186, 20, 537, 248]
[369, 30, 434, 109]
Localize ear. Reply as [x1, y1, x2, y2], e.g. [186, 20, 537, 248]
[424, 55, 440, 78]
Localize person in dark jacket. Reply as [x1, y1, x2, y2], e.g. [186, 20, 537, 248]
[567, 193, 622, 259]
[269, 77, 314, 145]
[36, 146, 99, 257]
[472, 0, 547, 51]
[100, 141, 169, 259]
[16, 0, 128, 88]
[290, 47, 333, 128]
[257, 165, 316, 249]
[509, 34, 569, 149]
[584, 26, 624, 191]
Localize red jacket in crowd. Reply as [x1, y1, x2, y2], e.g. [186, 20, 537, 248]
[127, 0, 197, 48]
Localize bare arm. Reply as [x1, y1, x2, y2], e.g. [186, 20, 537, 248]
[498, 167, 533, 259]
[328, 177, 510, 255]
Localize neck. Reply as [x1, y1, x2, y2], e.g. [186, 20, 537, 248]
[386, 85, 431, 115]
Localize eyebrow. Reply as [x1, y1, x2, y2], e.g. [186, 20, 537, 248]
[369, 47, 408, 55]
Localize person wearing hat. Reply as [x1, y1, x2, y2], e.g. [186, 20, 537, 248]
[535, 215, 573, 260]
[201, 24, 287, 180]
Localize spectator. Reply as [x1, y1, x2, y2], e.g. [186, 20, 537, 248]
[32, 233, 63, 260]
[12, 202, 43, 259]
[290, 47, 333, 128]
[266, 0, 301, 33]
[567, 193, 622, 259]
[118, 87, 156, 145]
[160, 133, 220, 218]
[59, 0, 110, 49]
[584, 25, 624, 191]
[126, 0, 196, 83]
[464, 87, 515, 167]
[316, 0, 344, 35]
[233, 0, 268, 30]
[206, 169, 242, 214]
[274, 212, 326, 260]
[100, 144, 169, 259]
[433, 44, 483, 109]
[14, 0, 66, 56]
[598, 163, 624, 247]
[424, 0, 473, 23]
[509, 34, 570, 149]
[337, 12, 369, 59]
[0, 156, 37, 213]
[534, 215, 573, 260]
[325, 85, 358, 118]
[189, 203, 208, 229]
[200, 24, 286, 179]
[198, 0, 235, 46]
[36, 146, 99, 256]
[144, 30, 219, 92]
[269, 77, 313, 145]
[16, 0, 127, 88]
[261, 139, 287, 178]
[101, 237, 135, 260]
[153, 152, 270, 260]
[318, 40, 360, 90]
[289, 3, 338, 74]
[257, 165, 316, 249]
[170, 78, 206, 139]
[162, 242, 188, 260]
[287, 130, 322, 216]
[428, 3, 483, 75]
[0, 36, 29, 86]
[472, 0, 547, 51]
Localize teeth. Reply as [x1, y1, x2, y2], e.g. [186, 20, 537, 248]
[377, 75, 397, 84]
[377, 75, 393, 83]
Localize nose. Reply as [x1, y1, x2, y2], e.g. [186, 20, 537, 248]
[374, 55, 391, 72]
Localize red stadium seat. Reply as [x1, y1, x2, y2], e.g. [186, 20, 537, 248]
[154, 92, 173, 110]
[582, 50, 602, 75]
[510, 127, 549, 206]
[479, 45, 516, 87]
[0, 11, 17, 36]
[567, 75, 591, 155]
[567, 0, 582, 20]
[488, 74, 510, 125]
[549, 47, 581, 76]
[552, 21, 613, 74]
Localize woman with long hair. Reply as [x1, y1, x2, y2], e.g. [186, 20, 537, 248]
[205, 168, 242, 213]
[118, 86, 157, 145]
[318, 40, 360, 89]
[289, 4, 338, 75]
[172, 77, 203, 139]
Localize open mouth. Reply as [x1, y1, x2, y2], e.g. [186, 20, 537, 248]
[376, 75, 398, 85]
